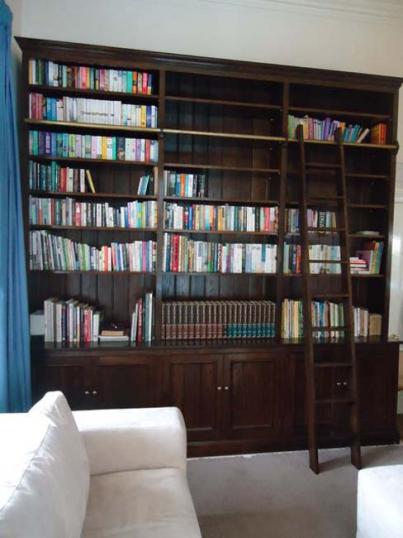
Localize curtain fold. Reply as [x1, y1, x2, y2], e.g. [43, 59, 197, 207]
[0, 0, 31, 412]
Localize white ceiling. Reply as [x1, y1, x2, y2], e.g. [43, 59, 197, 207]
[197, 0, 403, 20]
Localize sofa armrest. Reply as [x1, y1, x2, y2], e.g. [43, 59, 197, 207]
[73, 407, 187, 476]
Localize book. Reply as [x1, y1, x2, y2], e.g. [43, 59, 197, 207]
[85, 170, 96, 193]
[98, 335, 129, 342]
[130, 292, 154, 343]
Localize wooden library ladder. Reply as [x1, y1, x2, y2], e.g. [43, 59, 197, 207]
[296, 125, 362, 474]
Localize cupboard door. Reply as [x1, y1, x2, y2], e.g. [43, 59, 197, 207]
[163, 353, 222, 442]
[96, 355, 160, 409]
[35, 363, 95, 410]
[358, 347, 399, 439]
[222, 351, 285, 440]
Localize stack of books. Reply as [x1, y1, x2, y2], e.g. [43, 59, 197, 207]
[163, 234, 277, 273]
[29, 93, 158, 128]
[29, 197, 157, 228]
[30, 231, 156, 272]
[164, 171, 208, 198]
[354, 241, 384, 274]
[29, 59, 155, 94]
[164, 203, 278, 233]
[130, 292, 154, 343]
[349, 257, 368, 274]
[29, 130, 159, 162]
[44, 297, 102, 343]
[162, 299, 276, 340]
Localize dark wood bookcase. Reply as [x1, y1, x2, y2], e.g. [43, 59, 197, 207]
[17, 37, 401, 456]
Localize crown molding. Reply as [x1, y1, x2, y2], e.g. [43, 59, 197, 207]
[196, 0, 403, 21]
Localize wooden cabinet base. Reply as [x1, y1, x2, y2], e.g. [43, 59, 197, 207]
[32, 341, 400, 457]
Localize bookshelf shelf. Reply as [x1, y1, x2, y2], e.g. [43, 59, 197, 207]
[163, 196, 279, 206]
[25, 118, 160, 135]
[28, 84, 160, 101]
[19, 37, 401, 458]
[163, 228, 278, 236]
[29, 155, 157, 167]
[165, 95, 282, 111]
[29, 225, 157, 232]
[164, 128, 285, 142]
[288, 105, 390, 121]
[29, 190, 157, 201]
[164, 162, 281, 174]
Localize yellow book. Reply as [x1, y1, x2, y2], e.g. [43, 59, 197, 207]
[85, 170, 96, 193]
[101, 137, 108, 159]
[141, 107, 146, 128]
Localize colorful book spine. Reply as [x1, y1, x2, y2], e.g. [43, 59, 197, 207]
[29, 93, 158, 128]
[30, 231, 156, 272]
[286, 209, 336, 232]
[29, 59, 155, 95]
[29, 161, 88, 192]
[29, 130, 158, 163]
[281, 299, 345, 340]
[162, 233, 277, 274]
[164, 171, 208, 198]
[164, 203, 278, 233]
[29, 197, 157, 228]
[162, 300, 276, 340]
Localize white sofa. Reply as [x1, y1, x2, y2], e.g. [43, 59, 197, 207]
[0, 391, 202, 538]
[356, 465, 403, 538]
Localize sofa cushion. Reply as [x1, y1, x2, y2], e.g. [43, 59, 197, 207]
[82, 467, 202, 538]
[0, 392, 89, 538]
[357, 464, 403, 538]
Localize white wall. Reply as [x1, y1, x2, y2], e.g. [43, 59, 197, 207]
[13, 0, 403, 337]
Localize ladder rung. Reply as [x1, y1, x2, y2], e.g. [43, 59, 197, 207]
[306, 162, 341, 169]
[309, 259, 347, 264]
[315, 398, 355, 405]
[311, 293, 349, 299]
[307, 227, 345, 232]
[312, 326, 348, 332]
[314, 362, 353, 368]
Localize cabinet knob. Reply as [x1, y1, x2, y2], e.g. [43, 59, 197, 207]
[92, 389, 98, 396]
[343, 381, 348, 387]
[224, 386, 230, 391]
[336, 382, 342, 387]
[84, 390, 90, 396]
[217, 386, 222, 391]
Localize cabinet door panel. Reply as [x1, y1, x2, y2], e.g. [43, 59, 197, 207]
[35, 364, 93, 410]
[163, 354, 221, 442]
[223, 352, 284, 439]
[96, 355, 160, 409]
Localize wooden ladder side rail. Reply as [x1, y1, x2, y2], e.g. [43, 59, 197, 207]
[296, 125, 319, 474]
[335, 128, 362, 469]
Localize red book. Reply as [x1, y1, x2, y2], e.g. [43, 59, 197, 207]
[137, 299, 143, 343]
[142, 73, 148, 95]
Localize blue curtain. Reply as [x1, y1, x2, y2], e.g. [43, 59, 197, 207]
[0, 0, 31, 412]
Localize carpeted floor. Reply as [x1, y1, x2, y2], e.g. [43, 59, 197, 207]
[188, 444, 403, 538]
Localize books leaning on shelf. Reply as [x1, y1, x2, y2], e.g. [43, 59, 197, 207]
[29, 130, 158, 163]
[351, 241, 383, 274]
[164, 170, 208, 198]
[29, 161, 91, 192]
[29, 197, 157, 228]
[163, 233, 277, 273]
[30, 231, 156, 272]
[130, 291, 154, 343]
[353, 307, 382, 337]
[283, 244, 341, 274]
[162, 299, 276, 340]
[286, 208, 337, 233]
[44, 297, 102, 343]
[288, 115, 372, 144]
[165, 203, 278, 233]
[29, 93, 158, 128]
[281, 299, 345, 340]
[137, 171, 156, 195]
[29, 59, 155, 95]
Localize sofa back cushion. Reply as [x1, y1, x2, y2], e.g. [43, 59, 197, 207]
[0, 392, 89, 538]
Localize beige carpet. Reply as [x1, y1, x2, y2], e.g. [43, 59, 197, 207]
[187, 444, 403, 538]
